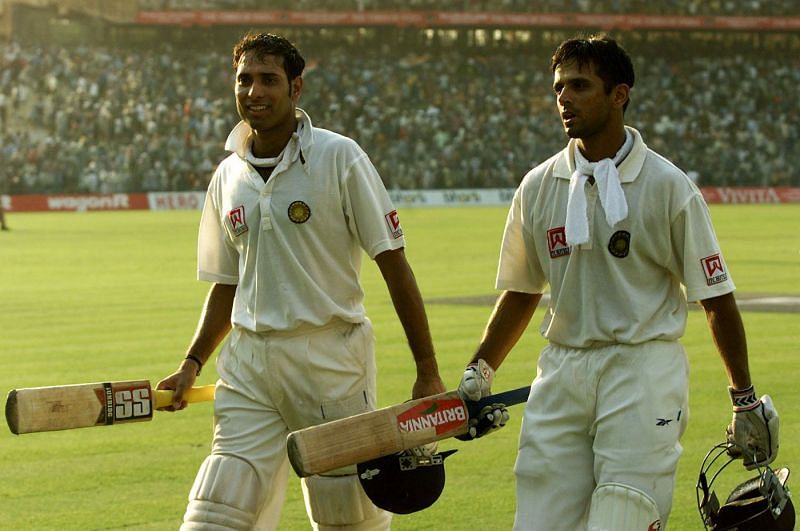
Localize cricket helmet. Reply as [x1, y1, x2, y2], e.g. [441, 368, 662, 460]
[697, 442, 794, 530]
[357, 448, 457, 514]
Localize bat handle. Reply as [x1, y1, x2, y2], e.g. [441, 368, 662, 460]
[154, 385, 216, 409]
[467, 386, 531, 418]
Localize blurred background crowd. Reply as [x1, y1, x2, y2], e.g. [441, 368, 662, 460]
[0, 0, 798, 194]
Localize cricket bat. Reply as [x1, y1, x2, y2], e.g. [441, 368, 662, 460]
[5, 380, 215, 435]
[287, 386, 530, 477]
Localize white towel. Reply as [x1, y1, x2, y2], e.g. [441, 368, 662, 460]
[565, 131, 633, 246]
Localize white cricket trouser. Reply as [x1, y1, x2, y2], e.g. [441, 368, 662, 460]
[207, 319, 382, 529]
[514, 340, 689, 531]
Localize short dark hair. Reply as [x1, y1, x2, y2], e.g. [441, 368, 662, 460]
[551, 34, 634, 110]
[232, 32, 305, 81]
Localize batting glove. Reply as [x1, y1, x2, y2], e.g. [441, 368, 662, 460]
[456, 403, 509, 441]
[726, 386, 779, 470]
[458, 359, 494, 401]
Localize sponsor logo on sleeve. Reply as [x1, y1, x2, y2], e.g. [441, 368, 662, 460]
[701, 253, 728, 286]
[547, 227, 570, 258]
[385, 210, 403, 239]
[228, 205, 248, 236]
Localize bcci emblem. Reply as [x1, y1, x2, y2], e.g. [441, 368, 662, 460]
[288, 200, 311, 224]
[608, 230, 631, 258]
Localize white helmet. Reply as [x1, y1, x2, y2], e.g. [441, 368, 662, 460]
[697, 442, 794, 530]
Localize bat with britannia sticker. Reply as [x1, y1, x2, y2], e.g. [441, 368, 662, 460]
[5, 380, 215, 435]
[286, 386, 530, 478]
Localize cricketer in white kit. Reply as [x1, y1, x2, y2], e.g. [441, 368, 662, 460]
[157, 32, 444, 531]
[457, 35, 779, 531]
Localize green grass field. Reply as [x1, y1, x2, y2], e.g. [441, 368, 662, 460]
[0, 205, 797, 530]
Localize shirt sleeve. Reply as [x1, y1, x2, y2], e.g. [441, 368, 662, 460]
[672, 193, 735, 302]
[341, 147, 405, 259]
[197, 182, 239, 284]
[495, 184, 545, 294]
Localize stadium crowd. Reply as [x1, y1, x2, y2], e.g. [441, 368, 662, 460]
[138, 0, 800, 17]
[1, 35, 798, 194]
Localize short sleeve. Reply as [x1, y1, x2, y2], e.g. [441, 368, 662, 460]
[197, 184, 239, 284]
[672, 194, 735, 302]
[341, 149, 405, 259]
[496, 185, 545, 293]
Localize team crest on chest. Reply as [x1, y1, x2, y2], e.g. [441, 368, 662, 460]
[701, 253, 728, 286]
[547, 227, 570, 258]
[228, 205, 248, 236]
[288, 200, 311, 224]
[608, 230, 631, 258]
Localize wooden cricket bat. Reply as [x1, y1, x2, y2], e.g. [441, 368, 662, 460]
[5, 380, 215, 435]
[287, 386, 530, 477]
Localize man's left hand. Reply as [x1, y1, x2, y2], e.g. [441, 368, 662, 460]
[726, 387, 779, 470]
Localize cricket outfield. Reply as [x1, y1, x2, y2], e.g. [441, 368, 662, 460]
[0, 205, 797, 529]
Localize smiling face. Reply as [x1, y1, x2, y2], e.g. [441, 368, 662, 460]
[234, 51, 302, 138]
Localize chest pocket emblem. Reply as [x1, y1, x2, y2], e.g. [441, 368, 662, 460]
[288, 201, 311, 224]
[608, 230, 631, 258]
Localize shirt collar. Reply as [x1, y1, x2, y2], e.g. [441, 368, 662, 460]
[553, 126, 646, 184]
[224, 108, 314, 173]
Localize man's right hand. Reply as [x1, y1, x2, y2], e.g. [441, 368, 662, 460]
[455, 359, 509, 441]
[155, 360, 198, 411]
[456, 403, 509, 441]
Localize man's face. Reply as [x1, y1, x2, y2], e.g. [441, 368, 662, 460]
[552, 60, 616, 140]
[234, 51, 301, 134]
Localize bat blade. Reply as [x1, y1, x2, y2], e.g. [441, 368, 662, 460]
[287, 386, 530, 477]
[6, 381, 215, 435]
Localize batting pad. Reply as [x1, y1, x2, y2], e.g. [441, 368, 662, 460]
[182, 454, 262, 530]
[588, 482, 662, 531]
[302, 474, 391, 529]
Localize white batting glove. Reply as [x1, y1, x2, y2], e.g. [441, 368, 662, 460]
[456, 403, 510, 441]
[726, 386, 779, 470]
[458, 359, 495, 401]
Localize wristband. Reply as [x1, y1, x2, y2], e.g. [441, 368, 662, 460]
[185, 354, 203, 376]
[729, 385, 759, 412]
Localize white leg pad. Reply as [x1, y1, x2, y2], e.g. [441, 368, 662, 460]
[302, 474, 391, 530]
[587, 482, 662, 531]
[181, 454, 262, 531]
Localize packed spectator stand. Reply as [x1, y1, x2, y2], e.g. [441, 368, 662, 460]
[1, 2, 798, 194]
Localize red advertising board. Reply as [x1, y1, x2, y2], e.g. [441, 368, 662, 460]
[6, 193, 150, 212]
[1, 188, 799, 213]
[135, 11, 800, 31]
[700, 187, 800, 204]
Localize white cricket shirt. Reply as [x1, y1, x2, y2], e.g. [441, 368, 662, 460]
[198, 109, 405, 332]
[497, 127, 735, 348]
